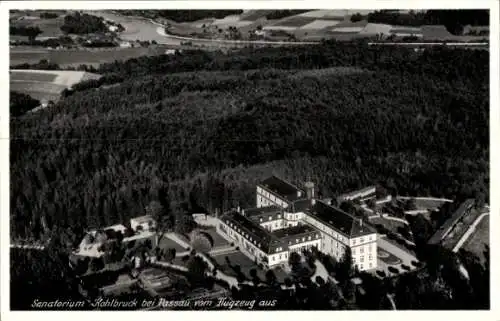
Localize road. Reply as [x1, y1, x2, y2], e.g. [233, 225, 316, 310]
[452, 212, 489, 253]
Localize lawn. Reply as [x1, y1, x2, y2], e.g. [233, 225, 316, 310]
[378, 249, 402, 265]
[414, 198, 451, 211]
[199, 227, 230, 248]
[442, 209, 482, 250]
[464, 215, 489, 263]
[158, 236, 188, 252]
[10, 71, 58, 82]
[369, 217, 407, 234]
[274, 16, 316, 28]
[10, 46, 167, 67]
[213, 251, 289, 283]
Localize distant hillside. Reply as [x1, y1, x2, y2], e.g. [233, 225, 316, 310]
[119, 10, 244, 22]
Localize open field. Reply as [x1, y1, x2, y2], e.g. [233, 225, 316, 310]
[10, 11, 66, 39]
[10, 71, 57, 82]
[299, 19, 342, 30]
[369, 217, 407, 233]
[414, 198, 450, 211]
[273, 16, 317, 28]
[10, 69, 101, 103]
[378, 249, 402, 265]
[463, 215, 489, 262]
[239, 10, 274, 21]
[10, 46, 168, 67]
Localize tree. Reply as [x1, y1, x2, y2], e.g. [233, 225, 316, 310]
[351, 13, 364, 22]
[187, 255, 208, 284]
[404, 198, 417, 211]
[265, 269, 277, 285]
[336, 248, 354, 281]
[90, 257, 105, 272]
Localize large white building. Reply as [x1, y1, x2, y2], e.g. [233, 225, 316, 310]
[217, 176, 378, 271]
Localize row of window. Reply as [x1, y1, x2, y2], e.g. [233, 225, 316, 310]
[355, 262, 373, 270]
[353, 254, 373, 264]
[257, 192, 287, 209]
[352, 235, 375, 245]
[221, 223, 262, 248]
[352, 244, 376, 255]
[305, 217, 347, 244]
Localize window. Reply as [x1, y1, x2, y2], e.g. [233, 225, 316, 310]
[352, 248, 356, 255]
[369, 263, 372, 268]
[360, 247, 364, 254]
[361, 256, 364, 263]
[360, 238, 364, 243]
[353, 239, 357, 245]
[279, 254, 282, 259]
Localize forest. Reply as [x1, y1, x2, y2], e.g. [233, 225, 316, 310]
[119, 10, 244, 22]
[10, 39, 489, 310]
[10, 91, 40, 117]
[367, 10, 489, 34]
[10, 41, 489, 241]
[9, 25, 42, 41]
[60, 12, 108, 35]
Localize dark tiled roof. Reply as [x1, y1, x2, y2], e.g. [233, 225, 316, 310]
[307, 201, 375, 238]
[244, 205, 282, 219]
[291, 199, 313, 213]
[428, 199, 474, 244]
[220, 211, 282, 253]
[258, 176, 305, 202]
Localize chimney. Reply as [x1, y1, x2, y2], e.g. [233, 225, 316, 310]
[304, 181, 315, 200]
[311, 199, 316, 206]
[359, 218, 363, 227]
[237, 206, 241, 213]
[297, 190, 302, 198]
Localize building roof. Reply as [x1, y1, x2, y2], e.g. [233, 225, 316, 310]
[243, 205, 282, 218]
[428, 199, 474, 245]
[306, 201, 375, 238]
[258, 175, 305, 202]
[220, 210, 278, 253]
[338, 186, 376, 200]
[291, 199, 314, 213]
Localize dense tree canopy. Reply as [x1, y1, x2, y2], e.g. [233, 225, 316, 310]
[9, 39, 489, 310]
[10, 41, 489, 241]
[60, 12, 108, 34]
[120, 10, 244, 22]
[10, 91, 40, 117]
[367, 10, 489, 34]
